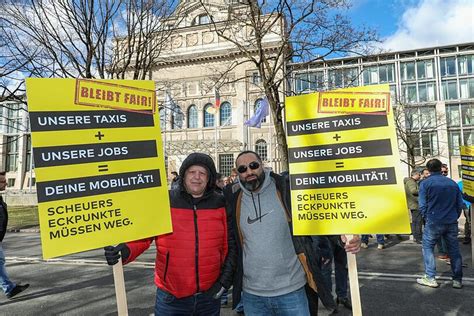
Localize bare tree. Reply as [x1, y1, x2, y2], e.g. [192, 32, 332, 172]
[200, 0, 378, 170]
[0, 0, 181, 81]
[394, 99, 447, 171]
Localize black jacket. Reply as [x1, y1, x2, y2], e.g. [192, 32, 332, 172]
[224, 172, 336, 314]
[0, 196, 7, 242]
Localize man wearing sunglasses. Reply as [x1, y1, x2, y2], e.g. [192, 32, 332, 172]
[224, 151, 360, 315]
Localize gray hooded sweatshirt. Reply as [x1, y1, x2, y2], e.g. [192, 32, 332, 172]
[239, 169, 306, 296]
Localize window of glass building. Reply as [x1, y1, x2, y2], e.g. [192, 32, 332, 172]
[441, 80, 458, 100]
[254, 98, 267, 123]
[2, 103, 22, 134]
[25, 134, 34, 170]
[344, 68, 360, 87]
[405, 106, 436, 130]
[461, 103, 474, 126]
[401, 83, 417, 103]
[390, 85, 397, 104]
[460, 78, 474, 99]
[401, 61, 416, 81]
[409, 131, 438, 156]
[219, 154, 234, 177]
[448, 130, 461, 155]
[416, 59, 434, 79]
[363, 66, 378, 85]
[441, 56, 457, 77]
[220, 102, 232, 126]
[328, 69, 343, 89]
[458, 55, 474, 75]
[308, 72, 325, 91]
[418, 82, 436, 102]
[255, 139, 268, 161]
[446, 103, 473, 155]
[446, 105, 461, 127]
[6, 136, 18, 172]
[420, 132, 439, 156]
[378, 64, 394, 83]
[203, 103, 215, 127]
[187, 105, 198, 128]
[363, 64, 394, 85]
[295, 73, 310, 93]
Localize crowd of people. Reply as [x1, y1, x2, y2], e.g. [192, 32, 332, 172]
[1, 152, 472, 315]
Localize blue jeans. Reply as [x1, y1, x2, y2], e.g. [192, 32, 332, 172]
[242, 286, 309, 316]
[0, 243, 16, 295]
[321, 240, 348, 299]
[422, 222, 463, 281]
[154, 288, 220, 316]
[361, 234, 384, 245]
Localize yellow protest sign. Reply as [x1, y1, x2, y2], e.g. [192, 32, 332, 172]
[461, 146, 474, 197]
[286, 85, 410, 235]
[26, 78, 172, 259]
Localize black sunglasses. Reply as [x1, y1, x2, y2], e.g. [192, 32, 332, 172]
[237, 161, 260, 174]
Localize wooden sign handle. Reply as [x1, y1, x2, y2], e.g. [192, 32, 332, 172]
[113, 260, 129, 316]
[346, 234, 362, 316]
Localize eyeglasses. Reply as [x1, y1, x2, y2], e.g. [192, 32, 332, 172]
[237, 161, 260, 174]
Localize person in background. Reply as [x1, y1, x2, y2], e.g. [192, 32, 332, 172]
[215, 173, 225, 194]
[0, 171, 30, 299]
[104, 153, 236, 315]
[228, 168, 238, 184]
[170, 171, 180, 190]
[315, 236, 352, 313]
[360, 234, 385, 249]
[420, 168, 430, 181]
[417, 159, 464, 289]
[405, 169, 422, 244]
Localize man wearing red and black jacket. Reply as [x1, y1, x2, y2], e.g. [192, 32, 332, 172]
[104, 153, 236, 315]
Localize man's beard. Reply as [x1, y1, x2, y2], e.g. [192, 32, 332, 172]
[241, 172, 265, 191]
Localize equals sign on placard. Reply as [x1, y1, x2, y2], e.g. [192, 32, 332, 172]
[335, 162, 344, 168]
[98, 164, 108, 172]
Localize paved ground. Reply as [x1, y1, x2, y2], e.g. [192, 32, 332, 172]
[0, 232, 473, 315]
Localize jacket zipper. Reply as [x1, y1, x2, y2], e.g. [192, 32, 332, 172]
[163, 251, 170, 282]
[193, 204, 200, 293]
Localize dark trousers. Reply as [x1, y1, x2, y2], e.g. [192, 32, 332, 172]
[411, 209, 423, 241]
[321, 240, 348, 299]
[154, 288, 220, 316]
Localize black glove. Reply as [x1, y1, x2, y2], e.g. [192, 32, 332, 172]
[104, 243, 130, 265]
[203, 281, 225, 299]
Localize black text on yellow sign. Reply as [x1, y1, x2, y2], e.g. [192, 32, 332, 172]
[26, 78, 171, 259]
[461, 146, 474, 197]
[286, 85, 410, 235]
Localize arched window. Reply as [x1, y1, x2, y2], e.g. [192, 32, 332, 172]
[255, 139, 268, 161]
[159, 107, 167, 131]
[187, 105, 198, 128]
[192, 14, 210, 26]
[220, 102, 232, 126]
[255, 98, 267, 123]
[203, 103, 215, 127]
[171, 105, 184, 130]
